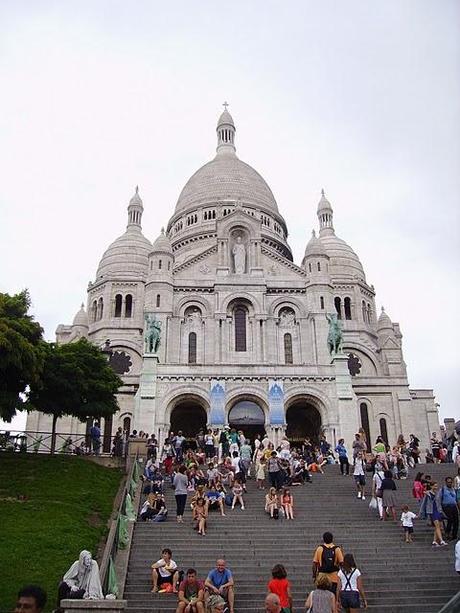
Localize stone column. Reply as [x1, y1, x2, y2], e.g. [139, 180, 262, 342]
[133, 354, 159, 435]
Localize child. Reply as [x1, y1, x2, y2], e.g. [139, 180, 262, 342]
[400, 504, 417, 543]
[281, 488, 294, 520]
[256, 457, 266, 490]
[207, 462, 219, 488]
[231, 478, 245, 510]
[265, 487, 278, 518]
[267, 564, 292, 612]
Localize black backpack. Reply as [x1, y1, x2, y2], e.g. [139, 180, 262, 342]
[273, 508, 279, 520]
[319, 545, 338, 573]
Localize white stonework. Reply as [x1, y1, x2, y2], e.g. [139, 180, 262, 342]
[26, 109, 439, 453]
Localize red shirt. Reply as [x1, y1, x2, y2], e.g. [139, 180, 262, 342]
[267, 578, 290, 607]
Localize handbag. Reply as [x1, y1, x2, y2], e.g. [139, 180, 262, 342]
[369, 497, 378, 510]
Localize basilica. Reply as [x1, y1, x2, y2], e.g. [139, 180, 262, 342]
[26, 108, 439, 453]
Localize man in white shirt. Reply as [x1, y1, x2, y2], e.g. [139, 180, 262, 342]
[353, 451, 366, 500]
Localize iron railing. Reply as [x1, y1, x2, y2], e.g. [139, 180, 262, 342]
[0, 429, 128, 456]
[99, 454, 141, 597]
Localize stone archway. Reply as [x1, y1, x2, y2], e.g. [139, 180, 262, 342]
[170, 400, 207, 441]
[228, 399, 266, 442]
[286, 401, 322, 444]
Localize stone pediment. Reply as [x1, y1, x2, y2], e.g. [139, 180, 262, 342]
[380, 335, 400, 349]
[261, 246, 306, 279]
[173, 245, 218, 277]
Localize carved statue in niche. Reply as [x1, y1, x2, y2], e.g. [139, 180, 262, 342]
[279, 308, 296, 327]
[232, 236, 246, 274]
[185, 307, 202, 327]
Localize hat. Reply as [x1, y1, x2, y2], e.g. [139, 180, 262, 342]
[224, 425, 230, 430]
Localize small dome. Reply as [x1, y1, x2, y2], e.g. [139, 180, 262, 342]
[72, 303, 88, 327]
[319, 233, 365, 278]
[151, 227, 173, 254]
[304, 229, 327, 258]
[377, 307, 393, 332]
[96, 228, 152, 280]
[317, 189, 333, 213]
[217, 109, 235, 128]
[129, 186, 143, 207]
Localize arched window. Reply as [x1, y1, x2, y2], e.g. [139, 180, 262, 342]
[188, 332, 197, 364]
[334, 297, 342, 319]
[114, 294, 122, 317]
[234, 307, 247, 352]
[156, 294, 161, 308]
[91, 300, 97, 322]
[122, 416, 131, 437]
[379, 418, 389, 445]
[284, 333, 293, 364]
[97, 297, 104, 320]
[320, 296, 325, 310]
[317, 261, 321, 272]
[367, 303, 372, 323]
[344, 297, 352, 320]
[308, 263, 312, 273]
[362, 300, 367, 323]
[158, 259, 162, 270]
[125, 294, 133, 318]
[360, 402, 371, 452]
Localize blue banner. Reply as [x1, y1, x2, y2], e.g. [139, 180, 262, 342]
[268, 379, 285, 425]
[210, 379, 226, 426]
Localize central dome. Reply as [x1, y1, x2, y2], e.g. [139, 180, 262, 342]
[174, 107, 279, 216]
[175, 154, 279, 214]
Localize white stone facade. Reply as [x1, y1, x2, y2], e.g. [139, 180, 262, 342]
[26, 109, 439, 454]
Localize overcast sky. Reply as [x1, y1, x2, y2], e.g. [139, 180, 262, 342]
[1, 1, 459, 429]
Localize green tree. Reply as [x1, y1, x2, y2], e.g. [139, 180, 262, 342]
[28, 338, 123, 452]
[0, 290, 44, 421]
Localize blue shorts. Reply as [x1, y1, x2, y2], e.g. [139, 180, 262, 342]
[340, 590, 360, 608]
[354, 475, 365, 486]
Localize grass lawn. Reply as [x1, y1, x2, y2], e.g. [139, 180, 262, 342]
[0, 453, 123, 612]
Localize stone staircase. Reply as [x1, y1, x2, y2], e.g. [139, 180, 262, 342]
[124, 464, 459, 612]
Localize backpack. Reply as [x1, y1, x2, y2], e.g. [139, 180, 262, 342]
[273, 507, 279, 520]
[319, 545, 338, 573]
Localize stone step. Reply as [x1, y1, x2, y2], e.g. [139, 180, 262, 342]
[124, 463, 458, 612]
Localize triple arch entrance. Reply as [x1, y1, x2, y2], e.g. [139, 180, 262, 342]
[169, 398, 322, 445]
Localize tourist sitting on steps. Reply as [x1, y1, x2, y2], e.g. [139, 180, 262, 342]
[312, 532, 344, 595]
[193, 497, 208, 536]
[57, 550, 103, 607]
[265, 487, 279, 518]
[204, 559, 235, 613]
[176, 568, 205, 613]
[231, 478, 245, 510]
[206, 484, 226, 516]
[151, 548, 180, 593]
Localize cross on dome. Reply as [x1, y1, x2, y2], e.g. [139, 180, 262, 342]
[223, 101, 229, 110]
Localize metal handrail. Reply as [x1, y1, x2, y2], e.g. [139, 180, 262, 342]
[437, 589, 460, 612]
[99, 453, 140, 596]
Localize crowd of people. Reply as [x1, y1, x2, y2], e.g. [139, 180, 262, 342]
[12, 424, 460, 613]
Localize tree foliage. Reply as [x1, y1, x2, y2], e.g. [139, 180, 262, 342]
[28, 338, 123, 428]
[0, 290, 44, 421]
